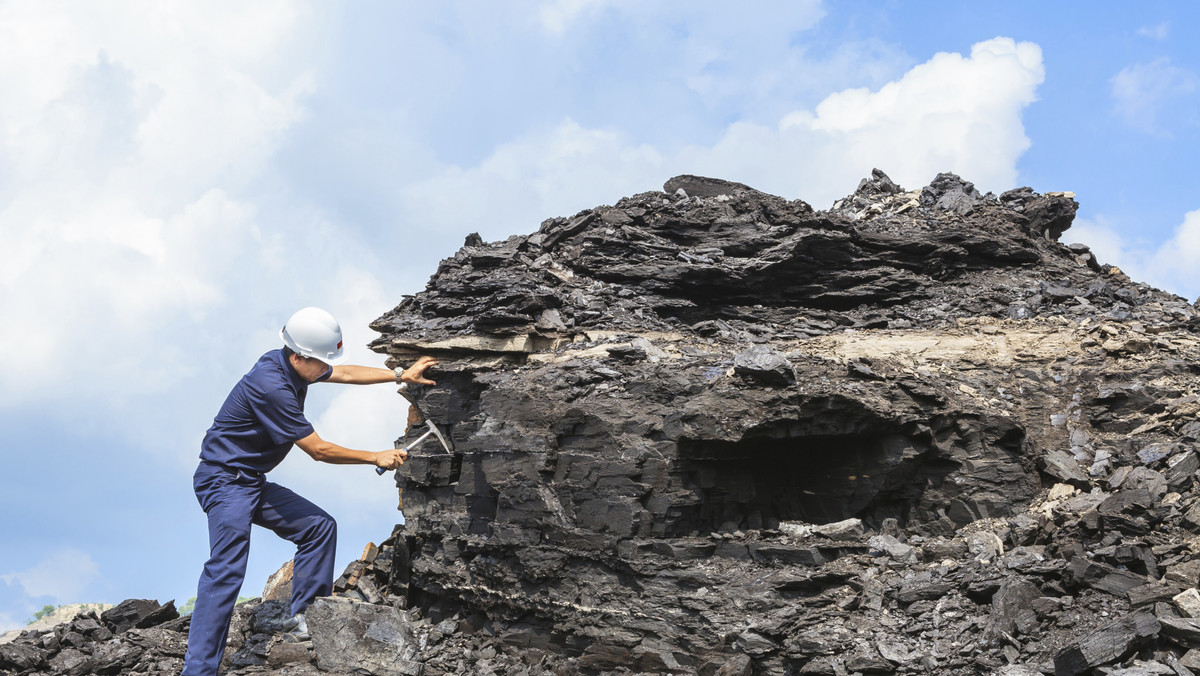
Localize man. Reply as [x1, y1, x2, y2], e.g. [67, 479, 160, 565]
[182, 307, 438, 676]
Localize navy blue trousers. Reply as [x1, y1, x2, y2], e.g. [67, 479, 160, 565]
[182, 462, 337, 676]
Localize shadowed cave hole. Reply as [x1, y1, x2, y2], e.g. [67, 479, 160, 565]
[673, 431, 948, 534]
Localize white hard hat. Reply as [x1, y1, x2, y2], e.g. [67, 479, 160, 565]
[280, 307, 346, 365]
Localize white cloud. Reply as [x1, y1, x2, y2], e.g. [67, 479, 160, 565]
[772, 37, 1044, 204]
[545, 1, 833, 123]
[537, 0, 826, 44]
[1071, 210, 1200, 302]
[0, 611, 21, 635]
[537, 0, 616, 34]
[1111, 57, 1200, 134]
[0, 190, 263, 404]
[399, 120, 666, 240]
[400, 37, 1044, 224]
[1145, 210, 1200, 301]
[0, 2, 335, 406]
[1, 548, 101, 604]
[1137, 22, 1169, 40]
[276, 2, 890, 248]
[0, 1, 314, 191]
[1151, 210, 1200, 297]
[1067, 216, 1129, 268]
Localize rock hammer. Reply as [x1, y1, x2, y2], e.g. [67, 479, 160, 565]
[376, 382, 454, 475]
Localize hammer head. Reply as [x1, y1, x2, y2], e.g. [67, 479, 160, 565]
[422, 419, 454, 454]
[396, 379, 452, 454]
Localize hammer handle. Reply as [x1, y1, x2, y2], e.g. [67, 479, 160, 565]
[375, 428, 435, 475]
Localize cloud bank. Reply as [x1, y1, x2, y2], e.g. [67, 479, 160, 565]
[0, 1, 329, 408]
[0, 547, 102, 631]
[1111, 57, 1200, 135]
[400, 36, 1045, 239]
[1072, 209, 1200, 302]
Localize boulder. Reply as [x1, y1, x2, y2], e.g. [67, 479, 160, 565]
[1054, 612, 1161, 675]
[100, 598, 178, 634]
[306, 597, 421, 676]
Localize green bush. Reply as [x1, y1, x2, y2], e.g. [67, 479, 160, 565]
[28, 604, 59, 624]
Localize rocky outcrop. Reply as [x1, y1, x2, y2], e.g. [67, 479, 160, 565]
[360, 171, 1200, 674]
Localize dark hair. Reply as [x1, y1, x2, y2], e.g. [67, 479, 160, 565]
[282, 346, 296, 359]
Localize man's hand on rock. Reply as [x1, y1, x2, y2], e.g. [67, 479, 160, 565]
[397, 356, 440, 386]
[374, 448, 409, 470]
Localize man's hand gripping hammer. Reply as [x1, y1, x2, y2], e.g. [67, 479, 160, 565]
[376, 419, 452, 475]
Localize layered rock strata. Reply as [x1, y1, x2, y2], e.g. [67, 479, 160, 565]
[355, 172, 1200, 674]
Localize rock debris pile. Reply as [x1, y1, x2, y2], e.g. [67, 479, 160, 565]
[5, 171, 1200, 676]
[0, 600, 184, 675]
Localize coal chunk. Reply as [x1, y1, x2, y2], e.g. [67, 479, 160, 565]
[101, 599, 178, 633]
[1054, 612, 1160, 675]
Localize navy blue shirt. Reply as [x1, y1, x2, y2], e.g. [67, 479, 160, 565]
[200, 349, 331, 473]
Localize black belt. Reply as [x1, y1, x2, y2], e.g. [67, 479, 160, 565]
[200, 460, 265, 482]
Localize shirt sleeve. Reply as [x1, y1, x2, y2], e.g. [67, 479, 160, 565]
[251, 382, 315, 445]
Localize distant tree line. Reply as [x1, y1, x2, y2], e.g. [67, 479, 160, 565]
[29, 605, 59, 623]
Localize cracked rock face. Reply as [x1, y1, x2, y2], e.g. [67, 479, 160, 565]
[361, 171, 1200, 675]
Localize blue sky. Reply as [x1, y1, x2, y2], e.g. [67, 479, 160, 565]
[1, 1, 1197, 632]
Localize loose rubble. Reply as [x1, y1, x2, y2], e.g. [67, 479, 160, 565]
[6, 171, 1200, 676]
[0, 600, 186, 675]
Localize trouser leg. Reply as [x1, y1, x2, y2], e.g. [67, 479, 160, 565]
[183, 468, 259, 676]
[254, 481, 337, 617]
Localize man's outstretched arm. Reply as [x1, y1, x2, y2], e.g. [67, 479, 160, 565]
[295, 431, 408, 469]
[327, 356, 440, 385]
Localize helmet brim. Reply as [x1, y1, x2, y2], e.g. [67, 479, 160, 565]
[311, 350, 347, 366]
[280, 328, 348, 366]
